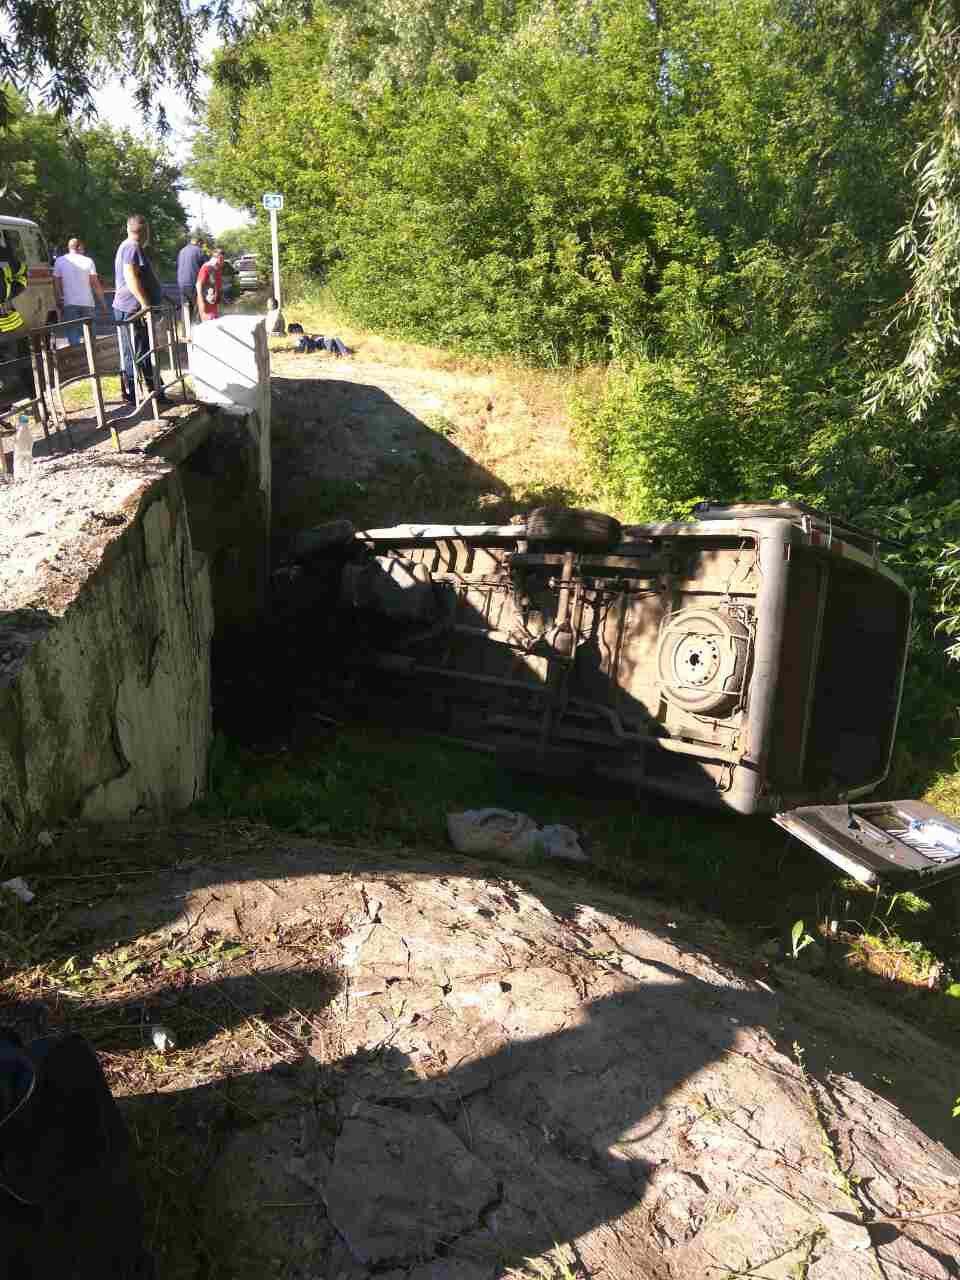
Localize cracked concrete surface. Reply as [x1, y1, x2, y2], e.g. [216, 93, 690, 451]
[69, 840, 960, 1280]
[0, 468, 214, 840]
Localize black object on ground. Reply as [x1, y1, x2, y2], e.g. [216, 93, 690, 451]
[0, 1029, 154, 1279]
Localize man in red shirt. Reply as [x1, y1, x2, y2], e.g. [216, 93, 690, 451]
[196, 248, 225, 322]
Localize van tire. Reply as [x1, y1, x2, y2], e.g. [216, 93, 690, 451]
[526, 506, 622, 549]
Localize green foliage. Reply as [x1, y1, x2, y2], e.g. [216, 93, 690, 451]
[191, 0, 921, 363]
[0, 97, 188, 274]
[934, 537, 960, 663]
[865, 0, 960, 421]
[326, 0, 668, 358]
[217, 225, 256, 259]
[0, 0, 315, 131]
[189, 20, 343, 277]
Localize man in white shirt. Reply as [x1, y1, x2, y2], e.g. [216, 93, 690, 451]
[53, 237, 108, 346]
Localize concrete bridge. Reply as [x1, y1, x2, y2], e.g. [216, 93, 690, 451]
[0, 315, 270, 839]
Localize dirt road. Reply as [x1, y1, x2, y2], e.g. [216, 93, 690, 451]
[53, 826, 960, 1280]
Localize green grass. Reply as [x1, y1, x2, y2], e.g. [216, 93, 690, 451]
[921, 764, 960, 814]
[57, 373, 122, 411]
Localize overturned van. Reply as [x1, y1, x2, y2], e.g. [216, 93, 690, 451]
[309, 500, 960, 886]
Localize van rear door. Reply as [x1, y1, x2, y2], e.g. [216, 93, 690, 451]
[773, 799, 960, 886]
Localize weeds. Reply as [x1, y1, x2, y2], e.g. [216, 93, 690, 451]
[848, 929, 941, 987]
[518, 1243, 585, 1279]
[790, 921, 815, 961]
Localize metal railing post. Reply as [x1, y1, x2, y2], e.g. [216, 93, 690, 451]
[39, 340, 62, 431]
[81, 317, 118, 452]
[144, 309, 161, 424]
[28, 336, 51, 435]
[164, 304, 178, 386]
[180, 302, 195, 402]
[49, 338, 69, 428]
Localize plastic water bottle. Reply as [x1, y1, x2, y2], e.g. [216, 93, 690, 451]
[13, 413, 33, 483]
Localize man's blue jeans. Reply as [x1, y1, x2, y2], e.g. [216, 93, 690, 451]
[63, 303, 94, 347]
[113, 306, 148, 388]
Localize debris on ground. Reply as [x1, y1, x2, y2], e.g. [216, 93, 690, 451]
[447, 808, 588, 862]
[1, 876, 34, 904]
[149, 1024, 176, 1053]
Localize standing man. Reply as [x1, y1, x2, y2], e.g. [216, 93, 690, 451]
[113, 214, 170, 406]
[53, 237, 107, 346]
[176, 231, 206, 322]
[196, 247, 225, 322]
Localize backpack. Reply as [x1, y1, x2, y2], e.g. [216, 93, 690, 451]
[0, 1030, 154, 1278]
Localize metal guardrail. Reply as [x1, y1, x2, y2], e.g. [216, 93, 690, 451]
[0, 301, 194, 475]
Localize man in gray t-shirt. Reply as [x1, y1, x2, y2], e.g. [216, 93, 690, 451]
[112, 214, 170, 406]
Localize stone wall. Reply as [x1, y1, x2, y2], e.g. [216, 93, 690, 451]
[0, 317, 272, 839]
[0, 470, 213, 838]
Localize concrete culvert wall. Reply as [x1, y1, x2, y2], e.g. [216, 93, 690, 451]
[0, 314, 271, 840]
[0, 467, 213, 839]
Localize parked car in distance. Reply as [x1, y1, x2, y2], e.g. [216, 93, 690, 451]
[297, 500, 960, 888]
[233, 255, 260, 290]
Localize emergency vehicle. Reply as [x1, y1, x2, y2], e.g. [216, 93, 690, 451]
[0, 214, 58, 397]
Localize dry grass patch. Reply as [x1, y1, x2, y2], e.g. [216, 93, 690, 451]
[275, 295, 606, 517]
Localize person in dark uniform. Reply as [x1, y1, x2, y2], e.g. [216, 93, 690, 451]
[176, 231, 206, 322]
[0, 234, 27, 338]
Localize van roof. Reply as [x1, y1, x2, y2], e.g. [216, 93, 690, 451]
[0, 215, 40, 230]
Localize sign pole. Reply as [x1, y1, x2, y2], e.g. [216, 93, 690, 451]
[270, 206, 282, 310]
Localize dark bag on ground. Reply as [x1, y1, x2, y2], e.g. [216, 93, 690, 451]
[0, 1029, 154, 1278]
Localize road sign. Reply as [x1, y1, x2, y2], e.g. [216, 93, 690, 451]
[263, 194, 284, 307]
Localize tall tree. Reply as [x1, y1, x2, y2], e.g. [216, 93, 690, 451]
[0, 99, 189, 274]
[0, 0, 317, 130]
[865, 0, 960, 419]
